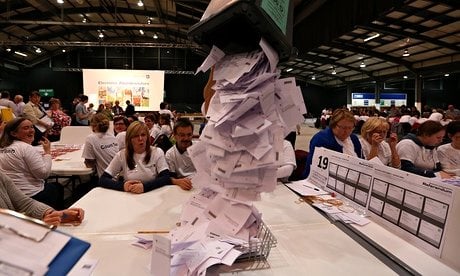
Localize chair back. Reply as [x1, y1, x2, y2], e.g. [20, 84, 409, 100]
[59, 126, 92, 144]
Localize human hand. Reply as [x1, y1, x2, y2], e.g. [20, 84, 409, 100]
[123, 180, 139, 192]
[40, 137, 51, 154]
[172, 178, 193, 190]
[388, 132, 398, 148]
[370, 133, 384, 146]
[43, 208, 84, 226]
[128, 182, 144, 194]
[440, 171, 455, 179]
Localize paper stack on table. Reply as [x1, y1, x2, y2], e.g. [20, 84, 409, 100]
[158, 39, 305, 275]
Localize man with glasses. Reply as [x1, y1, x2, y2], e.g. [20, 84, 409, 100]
[303, 109, 363, 178]
[165, 118, 195, 190]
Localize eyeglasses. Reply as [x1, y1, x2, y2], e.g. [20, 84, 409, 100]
[336, 124, 354, 131]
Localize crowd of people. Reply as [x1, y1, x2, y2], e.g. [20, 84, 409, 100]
[0, 90, 191, 226]
[0, 88, 458, 227]
[305, 105, 460, 180]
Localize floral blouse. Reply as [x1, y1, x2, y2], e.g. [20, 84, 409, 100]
[48, 109, 71, 136]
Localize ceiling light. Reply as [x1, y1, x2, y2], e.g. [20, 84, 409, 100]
[153, 34, 158, 39]
[137, 0, 144, 7]
[402, 49, 410, 57]
[62, 49, 66, 53]
[147, 19, 151, 24]
[360, 61, 366, 68]
[14, 51, 27, 57]
[139, 29, 144, 35]
[82, 18, 87, 23]
[403, 75, 408, 79]
[98, 31, 104, 38]
[331, 68, 337, 75]
[6, 47, 11, 52]
[57, 0, 64, 4]
[444, 73, 450, 77]
[35, 47, 41, 53]
[311, 75, 316, 80]
[363, 33, 380, 42]
[286, 68, 293, 72]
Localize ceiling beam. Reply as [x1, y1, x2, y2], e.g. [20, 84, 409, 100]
[357, 24, 460, 53]
[0, 20, 189, 29]
[302, 53, 374, 78]
[329, 41, 414, 72]
[0, 41, 199, 48]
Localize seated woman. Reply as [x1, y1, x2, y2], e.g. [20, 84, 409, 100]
[99, 121, 172, 194]
[113, 115, 129, 150]
[438, 121, 460, 176]
[0, 118, 63, 209]
[0, 172, 84, 226]
[304, 109, 363, 178]
[396, 120, 453, 178]
[277, 139, 296, 182]
[46, 98, 71, 142]
[359, 117, 401, 168]
[82, 113, 119, 177]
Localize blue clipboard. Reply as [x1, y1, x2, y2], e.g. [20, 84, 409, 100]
[46, 234, 91, 276]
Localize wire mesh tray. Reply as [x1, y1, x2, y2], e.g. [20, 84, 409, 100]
[234, 221, 277, 262]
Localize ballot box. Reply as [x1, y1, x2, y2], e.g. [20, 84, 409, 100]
[188, 0, 294, 61]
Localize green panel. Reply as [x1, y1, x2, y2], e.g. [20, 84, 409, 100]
[38, 89, 54, 97]
[260, 0, 289, 34]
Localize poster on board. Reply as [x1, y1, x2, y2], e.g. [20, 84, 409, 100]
[82, 69, 165, 112]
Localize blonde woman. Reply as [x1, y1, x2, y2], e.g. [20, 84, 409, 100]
[99, 121, 171, 193]
[359, 117, 400, 168]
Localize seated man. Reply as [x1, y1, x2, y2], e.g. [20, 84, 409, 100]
[165, 118, 195, 190]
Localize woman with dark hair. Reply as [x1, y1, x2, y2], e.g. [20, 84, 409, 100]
[436, 121, 460, 176]
[0, 118, 63, 209]
[99, 121, 171, 193]
[82, 113, 119, 177]
[304, 109, 363, 178]
[396, 120, 453, 178]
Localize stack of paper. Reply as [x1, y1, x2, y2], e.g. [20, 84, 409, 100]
[161, 39, 305, 275]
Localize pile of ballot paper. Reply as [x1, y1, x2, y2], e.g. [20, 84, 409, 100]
[189, 39, 306, 197]
[163, 39, 305, 275]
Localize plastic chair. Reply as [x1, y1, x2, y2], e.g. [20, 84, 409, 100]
[59, 126, 92, 144]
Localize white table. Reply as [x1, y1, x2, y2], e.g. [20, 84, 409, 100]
[65, 185, 402, 275]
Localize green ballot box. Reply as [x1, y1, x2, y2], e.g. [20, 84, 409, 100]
[188, 0, 294, 61]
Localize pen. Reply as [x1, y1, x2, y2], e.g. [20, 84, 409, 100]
[137, 230, 169, 234]
[303, 184, 320, 191]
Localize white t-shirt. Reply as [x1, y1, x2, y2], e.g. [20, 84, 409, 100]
[276, 140, 296, 180]
[116, 131, 126, 150]
[82, 132, 119, 177]
[0, 140, 51, 196]
[105, 147, 169, 183]
[359, 137, 392, 166]
[396, 139, 439, 170]
[165, 145, 196, 178]
[438, 143, 460, 176]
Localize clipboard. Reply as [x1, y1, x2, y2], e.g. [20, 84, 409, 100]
[0, 209, 90, 275]
[0, 108, 15, 122]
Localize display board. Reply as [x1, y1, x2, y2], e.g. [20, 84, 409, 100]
[308, 147, 458, 260]
[82, 69, 165, 112]
[351, 93, 407, 107]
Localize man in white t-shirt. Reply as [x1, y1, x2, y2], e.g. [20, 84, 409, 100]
[165, 118, 195, 190]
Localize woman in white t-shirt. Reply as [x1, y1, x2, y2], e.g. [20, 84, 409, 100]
[396, 120, 453, 178]
[82, 113, 119, 177]
[438, 121, 460, 176]
[99, 121, 171, 193]
[0, 118, 63, 209]
[359, 117, 400, 168]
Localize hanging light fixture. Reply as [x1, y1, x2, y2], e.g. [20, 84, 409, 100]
[403, 75, 408, 79]
[402, 49, 410, 57]
[285, 68, 293, 72]
[35, 47, 42, 53]
[139, 29, 144, 35]
[6, 47, 11, 52]
[137, 0, 144, 7]
[57, 0, 64, 4]
[98, 30, 104, 38]
[360, 61, 366, 68]
[331, 67, 337, 75]
[311, 75, 316, 80]
[153, 34, 158, 39]
[444, 73, 450, 77]
[14, 51, 27, 57]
